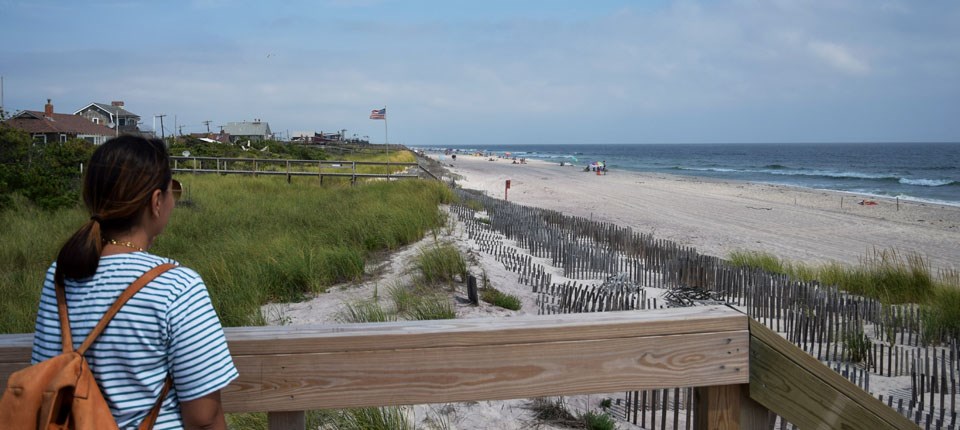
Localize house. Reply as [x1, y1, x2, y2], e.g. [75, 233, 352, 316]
[74, 101, 141, 134]
[290, 131, 342, 144]
[3, 99, 117, 144]
[222, 120, 272, 143]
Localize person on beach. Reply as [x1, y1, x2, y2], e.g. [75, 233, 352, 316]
[31, 136, 238, 429]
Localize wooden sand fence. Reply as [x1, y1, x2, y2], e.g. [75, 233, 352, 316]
[452, 187, 954, 429]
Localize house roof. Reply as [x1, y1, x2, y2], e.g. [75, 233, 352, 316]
[74, 102, 140, 119]
[4, 111, 118, 136]
[223, 121, 272, 137]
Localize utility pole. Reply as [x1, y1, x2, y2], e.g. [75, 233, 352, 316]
[156, 114, 167, 140]
[203, 120, 211, 133]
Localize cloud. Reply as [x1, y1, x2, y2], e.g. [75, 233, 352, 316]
[808, 41, 870, 75]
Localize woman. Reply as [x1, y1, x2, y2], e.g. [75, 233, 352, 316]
[31, 136, 238, 429]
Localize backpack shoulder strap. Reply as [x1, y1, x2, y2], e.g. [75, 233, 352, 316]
[55, 280, 74, 354]
[76, 263, 178, 355]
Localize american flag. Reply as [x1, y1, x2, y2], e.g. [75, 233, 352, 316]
[369, 108, 386, 120]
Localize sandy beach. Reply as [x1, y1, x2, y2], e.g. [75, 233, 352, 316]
[262, 153, 958, 428]
[440, 153, 960, 272]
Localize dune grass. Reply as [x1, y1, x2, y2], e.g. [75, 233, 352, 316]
[481, 286, 522, 311]
[727, 248, 947, 304]
[416, 243, 467, 284]
[728, 248, 960, 343]
[0, 173, 453, 333]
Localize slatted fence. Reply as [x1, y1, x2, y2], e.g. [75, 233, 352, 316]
[451, 187, 950, 429]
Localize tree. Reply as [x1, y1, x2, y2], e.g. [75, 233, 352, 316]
[0, 120, 93, 210]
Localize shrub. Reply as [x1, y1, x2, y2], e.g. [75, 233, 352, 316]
[581, 410, 616, 430]
[599, 398, 612, 410]
[0, 129, 94, 210]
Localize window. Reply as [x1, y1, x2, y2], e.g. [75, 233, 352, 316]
[118, 118, 126, 126]
[92, 118, 99, 124]
[60, 134, 68, 143]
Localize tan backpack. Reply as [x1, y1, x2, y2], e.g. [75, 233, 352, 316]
[0, 263, 176, 430]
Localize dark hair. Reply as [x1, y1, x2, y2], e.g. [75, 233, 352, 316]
[55, 136, 171, 285]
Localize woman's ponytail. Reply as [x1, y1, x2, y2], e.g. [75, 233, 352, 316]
[54, 218, 104, 286]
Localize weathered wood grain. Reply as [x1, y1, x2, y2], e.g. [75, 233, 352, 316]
[223, 330, 748, 412]
[224, 305, 745, 356]
[749, 319, 918, 430]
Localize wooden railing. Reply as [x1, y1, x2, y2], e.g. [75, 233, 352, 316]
[0, 306, 918, 429]
[169, 156, 438, 183]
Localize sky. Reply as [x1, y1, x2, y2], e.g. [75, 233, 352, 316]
[1, 0, 959, 146]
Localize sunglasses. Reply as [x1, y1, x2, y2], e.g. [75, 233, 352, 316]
[171, 179, 183, 202]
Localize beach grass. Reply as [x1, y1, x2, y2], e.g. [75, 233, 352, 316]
[727, 248, 948, 304]
[407, 295, 456, 320]
[416, 243, 467, 285]
[481, 286, 522, 311]
[337, 298, 395, 323]
[728, 247, 960, 343]
[334, 407, 413, 430]
[0, 172, 453, 333]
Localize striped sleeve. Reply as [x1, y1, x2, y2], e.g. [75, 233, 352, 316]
[166, 270, 238, 401]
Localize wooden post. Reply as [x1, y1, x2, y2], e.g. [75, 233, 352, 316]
[467, 275, 479, 305]
[694, 383, 767, 430]
[268, 411, 305, 430]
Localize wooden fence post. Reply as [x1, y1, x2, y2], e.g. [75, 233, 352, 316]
[467, 275, 479, 305]
[268, 411, 305, 430]
[695, 383, 768, 430]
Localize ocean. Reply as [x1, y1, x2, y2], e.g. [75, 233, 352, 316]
[428, 143, 960, 206]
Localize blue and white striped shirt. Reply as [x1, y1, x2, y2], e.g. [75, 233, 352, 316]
[32, 252, 238, 430]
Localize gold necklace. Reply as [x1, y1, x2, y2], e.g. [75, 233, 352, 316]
[105, 239, 144, 252]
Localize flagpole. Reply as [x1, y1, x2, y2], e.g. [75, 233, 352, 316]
[384, 105, 388, 146]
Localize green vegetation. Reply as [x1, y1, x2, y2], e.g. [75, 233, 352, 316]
[407, 295, 456, 320]
[0, 125, 94, 210]
[0, 173, 454, 333]
[168, 137, 328, 160]
[599, 398, 612, 410]
[334, 407, 413, 430]
[417, 244, 467, 284]
[226, 407, 411, 430]
[481, 286, 522, 311]
[337, 299, 395, 323]
[727, 248, 951, 305]
[728, 248, 960, 344]
[582, 410, 616, 430]
[921, 287, 960, 344]
[843, 328, 873, 364]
